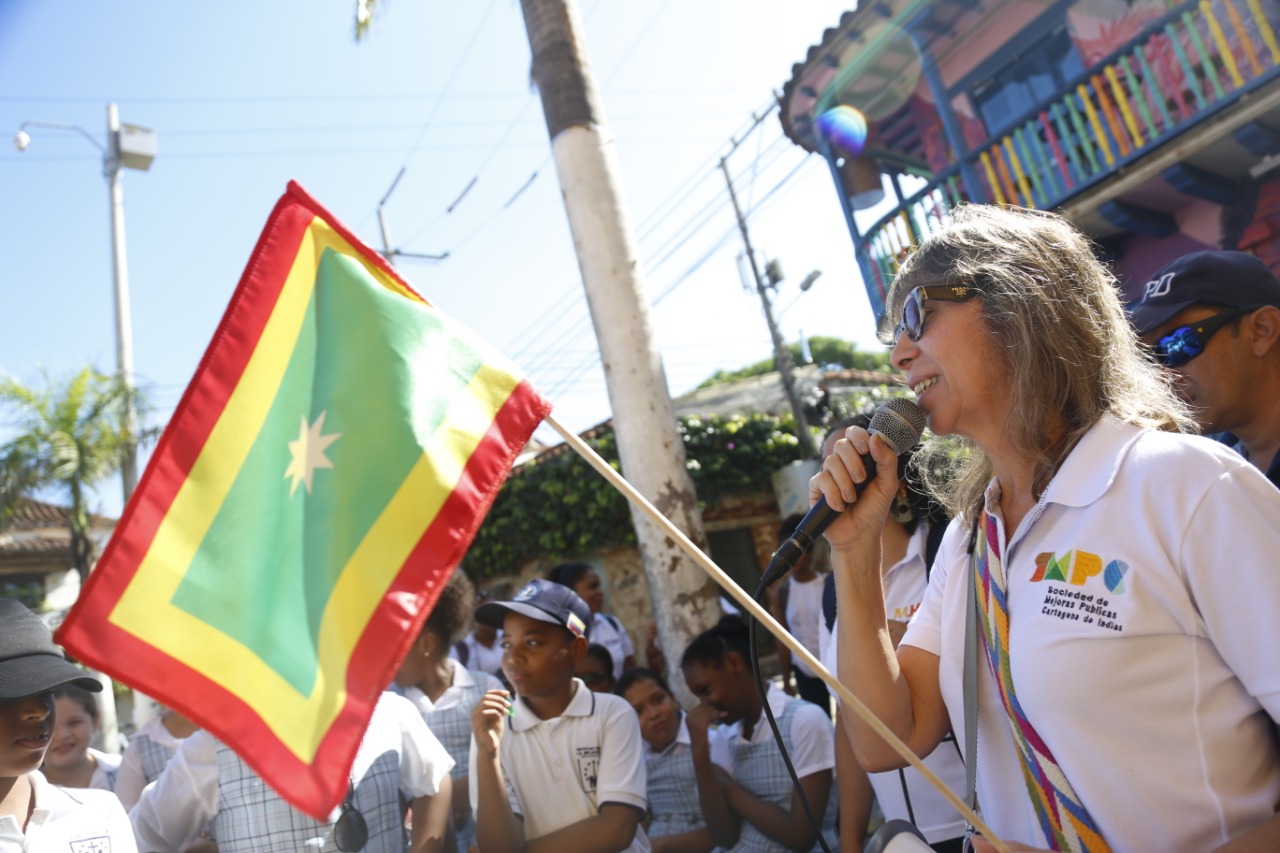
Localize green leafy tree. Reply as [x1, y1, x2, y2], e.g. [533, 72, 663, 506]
[697, 336, 892, 389]
[0, 368, 149, 582]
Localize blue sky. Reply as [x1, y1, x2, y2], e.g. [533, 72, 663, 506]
[0, 0, 882, 518]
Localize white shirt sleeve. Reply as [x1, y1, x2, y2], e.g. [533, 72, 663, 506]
[785, 700, 836, 779]
[1180, 468, 1280, 721]
[594, 696, 647, 812]
[129, 729, 219, 853]
[390, 692, 454, 799]
[113, 734, 149, 812]
[708, 725, 733, 774]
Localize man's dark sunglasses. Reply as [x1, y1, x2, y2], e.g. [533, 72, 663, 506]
[882, 285, 979, 345]
[1153, 306, 1260, 367]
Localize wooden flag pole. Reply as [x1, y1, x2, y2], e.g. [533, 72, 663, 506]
[545, 413, 1009, 852]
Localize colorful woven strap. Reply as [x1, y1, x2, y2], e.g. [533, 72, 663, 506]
[973, 510, 1112, 853]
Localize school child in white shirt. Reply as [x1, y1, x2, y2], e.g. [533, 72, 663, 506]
[681, 617, 838, 853]
[0, 599, 137, 852]
[547, 562, 636, 679]
[617, 667, 713, 853]
[395, 568, 503, 853]
[113, 708, 199, 811]
[470, 579, 650, 852]
[131, 689, 454, 853]
[42, 683, 122, 794]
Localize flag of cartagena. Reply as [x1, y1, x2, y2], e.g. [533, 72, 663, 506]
[56, 181, 550, 820]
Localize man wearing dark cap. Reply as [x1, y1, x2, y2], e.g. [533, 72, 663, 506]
[0, 598, 138, 851]
[468, 579, 651, 853]
[1130, 250, 1280, 487]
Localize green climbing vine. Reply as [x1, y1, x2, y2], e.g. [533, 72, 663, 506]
[464, 386, 902, 579]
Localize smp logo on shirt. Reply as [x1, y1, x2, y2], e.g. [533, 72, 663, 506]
[69, 838, 111, 853]
[1030, 550, 1129, 595]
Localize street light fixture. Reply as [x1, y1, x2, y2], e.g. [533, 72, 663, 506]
[15, 103, 156, 504]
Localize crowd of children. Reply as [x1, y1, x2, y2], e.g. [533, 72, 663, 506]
[3, 541, 955, 853]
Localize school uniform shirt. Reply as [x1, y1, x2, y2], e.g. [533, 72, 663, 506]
[707, 683, 834, 781]
[469, 677, 651, 852]
[404, 658, 502, 852]
[707, 683, 838, 852]
[901, 415, 1280, 852]
[642, 713, 703, 840]
[820, 523, 968, 846]
[451, 629, 505, 679]
[114, 715, 187, 811]
[591, 613, 635, 680]
[0, 770, 137, 853]
[783, 575, 824, 678]
[404, 658, 503, 774]
[131, 691, 453, 853]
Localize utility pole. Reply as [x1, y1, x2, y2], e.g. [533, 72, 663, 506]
[519, 0, 718, 699]
[719, 158, 819, 459]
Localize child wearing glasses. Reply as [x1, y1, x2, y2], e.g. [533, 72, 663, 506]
[577, 644, 618, 693]
[0, 599, 137, 851]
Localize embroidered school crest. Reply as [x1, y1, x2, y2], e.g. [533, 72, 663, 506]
[575, 746, 600, 793]
[69, 838, 111, 853]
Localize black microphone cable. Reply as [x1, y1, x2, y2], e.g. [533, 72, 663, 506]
[743, 398, 926, 853]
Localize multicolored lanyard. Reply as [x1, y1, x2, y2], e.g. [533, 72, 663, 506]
[972, 510, 1112, 853]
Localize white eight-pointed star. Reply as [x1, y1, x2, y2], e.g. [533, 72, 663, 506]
[284, 411, 342, 496]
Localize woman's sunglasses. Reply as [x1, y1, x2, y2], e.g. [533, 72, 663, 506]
[882, 285, 979, 344]
[1153, 306, 1259, 367]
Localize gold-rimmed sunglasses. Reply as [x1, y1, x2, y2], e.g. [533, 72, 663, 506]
[881, 285, 978, 345]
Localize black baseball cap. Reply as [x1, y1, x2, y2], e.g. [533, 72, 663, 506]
[1130, 250, 1280, 335]
[475, 579, 591, 641]
[0, 599, 102, 699]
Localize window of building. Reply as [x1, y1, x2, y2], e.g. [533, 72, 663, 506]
[971, 23, 1085, 136]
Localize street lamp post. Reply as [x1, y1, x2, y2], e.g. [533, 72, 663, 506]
[16, 103, 156, 502]
[16, 105, 155, 752]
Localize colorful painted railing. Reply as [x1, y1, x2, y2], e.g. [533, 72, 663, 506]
[860, 0, 1280, 302]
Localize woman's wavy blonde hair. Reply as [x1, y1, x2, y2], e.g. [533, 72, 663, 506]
[883, 204, 1195, 522]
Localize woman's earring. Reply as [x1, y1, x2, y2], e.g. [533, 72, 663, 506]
[890, 484, 914, 524]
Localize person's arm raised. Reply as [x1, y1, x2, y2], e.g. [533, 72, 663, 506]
[815, 426, 952, 771]
[686, 703, 740, 848]
[470, 690, 525, 852]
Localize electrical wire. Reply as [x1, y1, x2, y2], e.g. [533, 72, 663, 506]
[501, 125, 791, 364]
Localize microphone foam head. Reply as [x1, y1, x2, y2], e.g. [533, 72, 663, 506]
[869, 398, 926, 455]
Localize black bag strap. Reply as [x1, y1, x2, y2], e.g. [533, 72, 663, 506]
[822, 572, 838, 631]
[924, 518, 948, 578]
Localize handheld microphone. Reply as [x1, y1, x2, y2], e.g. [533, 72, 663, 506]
[760, 398, 925, 589]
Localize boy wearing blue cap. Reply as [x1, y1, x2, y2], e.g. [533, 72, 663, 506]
[0, 599, 137, 851]
[469, 579, 650, 852]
